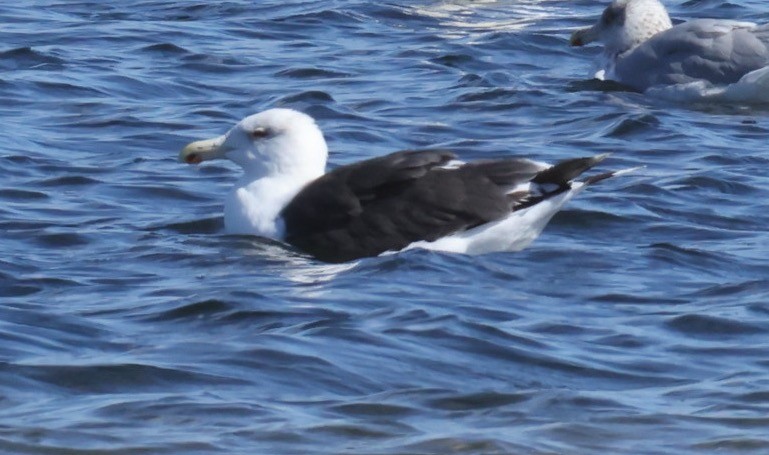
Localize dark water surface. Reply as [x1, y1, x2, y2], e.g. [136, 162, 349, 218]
[2, 1, 769, 453]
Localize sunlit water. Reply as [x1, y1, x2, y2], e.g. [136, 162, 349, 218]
[2, 1, 769, 453]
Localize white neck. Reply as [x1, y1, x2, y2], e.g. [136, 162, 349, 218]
[225, 169, 321, 239]
[214, 108, 329, 239]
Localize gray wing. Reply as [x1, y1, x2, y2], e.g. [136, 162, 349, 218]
[615, 19, 769, 90]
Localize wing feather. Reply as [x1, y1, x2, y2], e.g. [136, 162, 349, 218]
[282, 150, 539, 262]
[280, 151, 610, 262]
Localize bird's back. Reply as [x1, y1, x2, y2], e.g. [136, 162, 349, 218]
[616, 19, 769, 90]
[280, 150, 555, 262]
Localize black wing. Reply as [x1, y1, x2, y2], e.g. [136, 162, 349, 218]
[280, 150, 547, 263]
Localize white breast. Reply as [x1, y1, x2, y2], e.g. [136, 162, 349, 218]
[224, 176, 299, 239]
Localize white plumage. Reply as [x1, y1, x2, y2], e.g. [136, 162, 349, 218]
[180, 108, 630, 262]
[405, 182, 585, 255]
[181, 109, 326, 238]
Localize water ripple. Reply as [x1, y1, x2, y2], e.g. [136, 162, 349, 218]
[2, 0, 769, 454]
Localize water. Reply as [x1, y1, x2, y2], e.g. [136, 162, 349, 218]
[2, 1, 769, 453]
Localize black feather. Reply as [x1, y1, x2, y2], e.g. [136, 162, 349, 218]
[281, 151, 607, 263]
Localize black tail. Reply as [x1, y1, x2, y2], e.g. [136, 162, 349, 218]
[532, 153, 609, 186]
[509, 154, 639, 211]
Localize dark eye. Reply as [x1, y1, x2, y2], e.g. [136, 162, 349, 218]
[601, 7, 616, 25]
[251, 127, 270, 139]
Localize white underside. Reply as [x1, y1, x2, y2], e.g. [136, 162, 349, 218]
[401, 182, 587, 255]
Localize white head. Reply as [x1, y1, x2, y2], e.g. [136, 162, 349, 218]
[570, 0, 673, 55]
[180, 108, 328, 181]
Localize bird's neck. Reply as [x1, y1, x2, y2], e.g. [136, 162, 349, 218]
[225, 169, 323, 239]
[617, 3, 673, 54]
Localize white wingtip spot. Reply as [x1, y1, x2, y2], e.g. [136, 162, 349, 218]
[612, 165, 645, 177]
[439, 159, 466, 170]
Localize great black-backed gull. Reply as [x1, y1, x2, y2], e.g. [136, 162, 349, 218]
[179, 108, 633, 263]
[570, 0, 769, 100]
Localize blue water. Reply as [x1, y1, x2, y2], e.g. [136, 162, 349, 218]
[2, 1, 769, 453]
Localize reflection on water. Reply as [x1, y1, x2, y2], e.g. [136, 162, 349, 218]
[411, 0, 568, 33]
